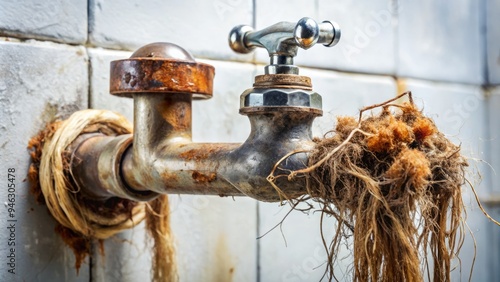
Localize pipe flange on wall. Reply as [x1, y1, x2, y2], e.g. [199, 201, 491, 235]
[109, 42, 215, 99]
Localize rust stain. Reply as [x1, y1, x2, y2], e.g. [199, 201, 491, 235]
[157, 96, 191, 131]
[214, 235, 234, 282]
[161, 171, 178, 182]
[109, 59, 214, 98]
[396, 78, 408, 96]
[254, 73, 312, 90]
[192, 171, 217, 183]
[179, 149, 208, 161]
[178, 145, 225, 161]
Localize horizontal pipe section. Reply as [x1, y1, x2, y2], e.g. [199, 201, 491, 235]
[121, 142, 246, 197]
[71, 133, 159, 201]
[70, 92, 318, 202]
[121, 112, 316, 202]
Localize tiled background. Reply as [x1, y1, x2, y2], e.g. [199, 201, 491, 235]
[0, 0, 499, 281]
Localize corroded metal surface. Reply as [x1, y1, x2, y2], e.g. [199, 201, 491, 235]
[69, 42, 322, 202]
[121, 111, 317, 201]
[72, 82, 319, 201]
[253, 74, 312, 90]
[71, 133, 159, 201]
[122, 142, 245, 197]
[110, 59, 214, 99]
[110, 42, 214, 99]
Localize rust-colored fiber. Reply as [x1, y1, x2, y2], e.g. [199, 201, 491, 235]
[28, 121, 62, 205]
[27, 110, 176, 280]
[146, 195, 177, 282]
[268, 92, 478, 281]
[55, 225, 91, 274]
[28, 121, 93, 270]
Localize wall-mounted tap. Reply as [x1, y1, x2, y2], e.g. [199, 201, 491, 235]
[70, 17, 341, 203]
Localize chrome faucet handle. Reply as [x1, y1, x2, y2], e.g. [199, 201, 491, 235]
[229, 17, 341, 74]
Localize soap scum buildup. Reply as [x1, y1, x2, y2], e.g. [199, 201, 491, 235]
[268, 92, 499, 282]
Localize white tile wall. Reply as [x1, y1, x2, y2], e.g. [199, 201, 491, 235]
[170, 195, 257, 282]
[0, 40, 89, 281]
[88, 48, 134, 121]
[88, 0, 254, 62]
[259, 202, 342, 282]
[487, 0, 500, 85]
[486, 86, 500, 282]
[0, 1, 87, 44]
[193, 59, 255, 143]
[488, 86, 500, 194]
[397, 0, 484, 84]
[488, 206, 500, 281]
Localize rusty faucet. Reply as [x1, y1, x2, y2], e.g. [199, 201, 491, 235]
[70, 18, 341, 202]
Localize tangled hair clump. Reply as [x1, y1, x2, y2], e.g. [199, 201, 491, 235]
[269, 92, 480, 281]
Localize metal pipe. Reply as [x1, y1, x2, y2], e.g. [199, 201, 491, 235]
[70, 95, 317, 202]
[125, 93, 194, 193]
[121, 110, 316, 201]
[68, 38, 330, 202]
[71, 133, 159, 201]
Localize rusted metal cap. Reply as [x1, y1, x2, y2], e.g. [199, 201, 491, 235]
[110, 42, 214, 99]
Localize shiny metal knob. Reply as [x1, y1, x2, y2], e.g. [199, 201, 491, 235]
[229, 17, 340, 74]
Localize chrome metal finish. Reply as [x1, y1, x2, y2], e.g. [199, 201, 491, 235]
[228, 25, 255, 54]
[237, 73, 322, 113]
[321, 21, 341, 47]
[240, 87, 322, 110]
[265, 64, 299, 75]
[294, 17, 320, 49]
[228, 17, 341, 74]
[130, 42, 196, 61]
[265, 55, 298, 74]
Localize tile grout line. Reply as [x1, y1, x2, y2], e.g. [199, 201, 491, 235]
[1, 38, 497, 88]
[480, 0, 490, 86]
[393, 0, 400, 87]
[256, 200, 261, 282]
[86, 1, 94, 281]
[252, 1, 261, 280]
